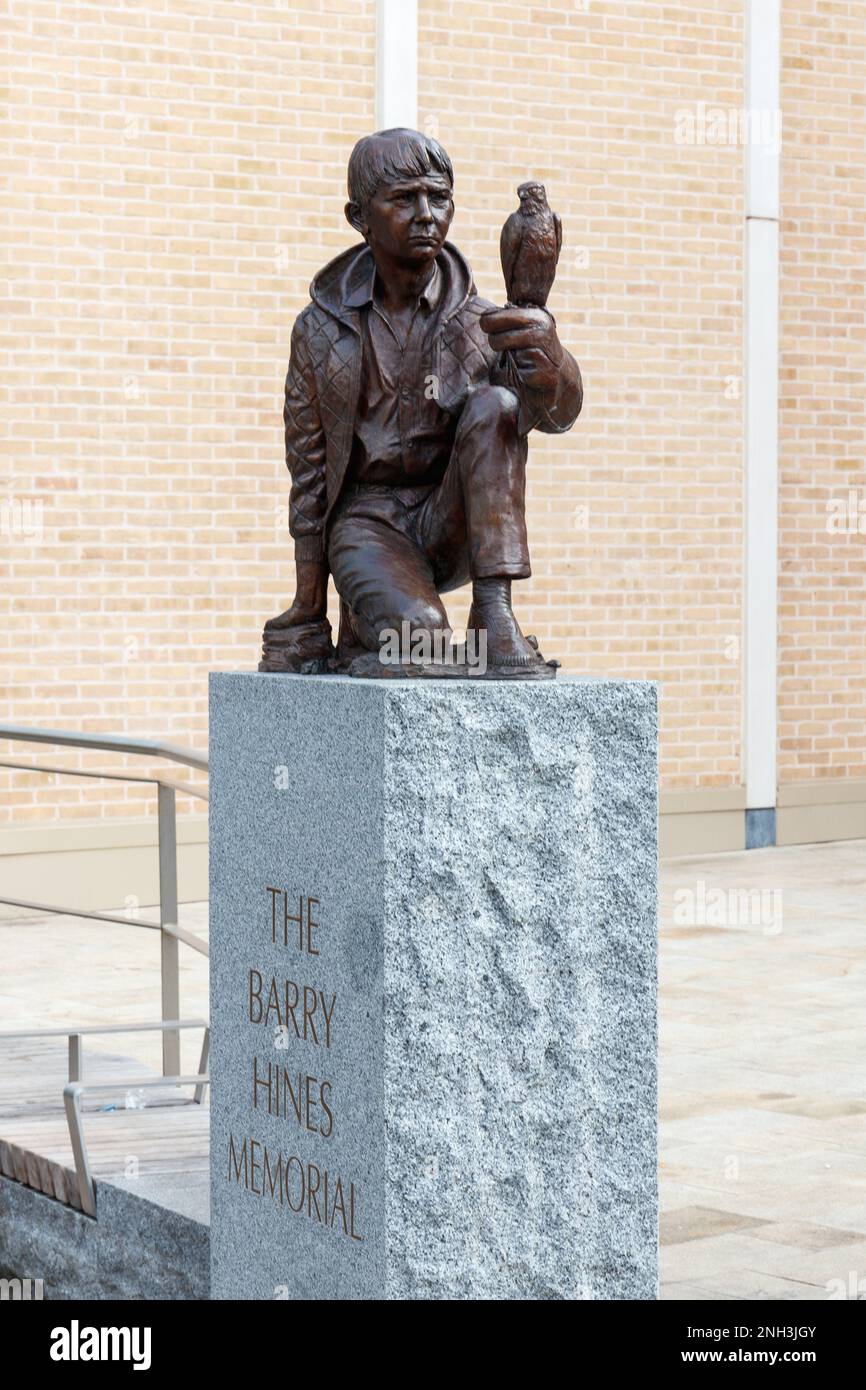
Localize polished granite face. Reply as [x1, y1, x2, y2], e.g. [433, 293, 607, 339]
[209, 673, 658, 1301]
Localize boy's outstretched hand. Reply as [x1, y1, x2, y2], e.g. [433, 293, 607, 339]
[479, 305, 565, 393]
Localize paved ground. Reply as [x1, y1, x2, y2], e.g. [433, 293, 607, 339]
[660, 839, 866, 1300]
[0, 900, 209, 1079]
[0, 899, 210, 1221]
[2, 840, 864, 1298]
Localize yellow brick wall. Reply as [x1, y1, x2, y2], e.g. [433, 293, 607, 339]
[1, 0, 376, 822]
[418, 0, 745, 788]
[3, 1, 750, 825]
[778, 0, 866, 785]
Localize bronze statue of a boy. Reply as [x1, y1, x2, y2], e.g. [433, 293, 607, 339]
[261, 128, 582, 678]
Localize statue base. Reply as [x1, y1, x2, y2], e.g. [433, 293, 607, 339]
[209, 672, 658, 1300]
[258, 619, 334, 674]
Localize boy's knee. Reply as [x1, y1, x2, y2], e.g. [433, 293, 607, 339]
[380, 597, 449, 642]
[350, 597, 450, 653]
[457, 383, 520, 436]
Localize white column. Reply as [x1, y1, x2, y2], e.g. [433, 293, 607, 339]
[376, 0, 418, 131]
[744, 0, 781, 811]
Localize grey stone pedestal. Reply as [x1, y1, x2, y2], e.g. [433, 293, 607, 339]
[209, 673, 657, 1300]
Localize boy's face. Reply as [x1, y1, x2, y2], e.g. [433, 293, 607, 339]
[361, 173, 454, 267]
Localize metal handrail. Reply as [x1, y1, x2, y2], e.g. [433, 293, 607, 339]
[64, 1073, 211, 1217]
[0, 1019, 209, 1095]
[0, 897, 209, 957]
[0, 759, 207, 802]
[0, 722, 210, 1075]
[0, 722, 208, 773]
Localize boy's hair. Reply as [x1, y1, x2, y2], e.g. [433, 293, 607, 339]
[347, 128, 454, 210]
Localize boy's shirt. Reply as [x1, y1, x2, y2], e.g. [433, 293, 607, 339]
[348, 260, 455, 488]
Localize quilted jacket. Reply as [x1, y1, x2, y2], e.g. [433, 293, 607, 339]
[284, 241, 583, 563]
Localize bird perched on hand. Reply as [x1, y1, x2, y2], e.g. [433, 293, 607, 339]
[500, 181, 562, 309]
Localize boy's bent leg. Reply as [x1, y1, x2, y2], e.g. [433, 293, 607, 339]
[417, 383, 530, 588]
[416, 384, 543, 670]
[328, 507, 450, 656]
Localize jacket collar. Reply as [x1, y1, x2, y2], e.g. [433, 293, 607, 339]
[310, 241, 475, 329]
[343, 259, 443, 313]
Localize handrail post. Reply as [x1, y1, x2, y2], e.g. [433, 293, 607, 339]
[68, 1033, 83, 1083]
[194, 1027, 210, 1104]
[63, 1084, 96, 1217]
[157, 783, 180, 1076]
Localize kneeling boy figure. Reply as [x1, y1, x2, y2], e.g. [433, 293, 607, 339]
[261, 128, 582, 678]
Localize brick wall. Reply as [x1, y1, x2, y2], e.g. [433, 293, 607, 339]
[1, 0, 376, 821]
[418, 0, 745, 788]
[778, 0, 866, 785]
[7, 2, 855, 829]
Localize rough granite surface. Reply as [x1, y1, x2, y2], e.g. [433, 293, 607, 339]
[209, 674, 657, 1301]
[0, 1175, 208, 1300]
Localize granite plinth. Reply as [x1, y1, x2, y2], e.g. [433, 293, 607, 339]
[209, 673, 657, 1300]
